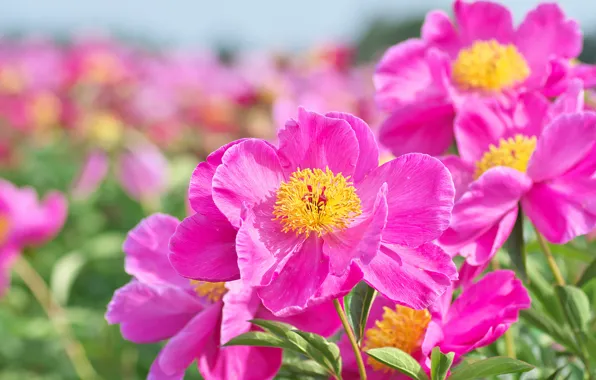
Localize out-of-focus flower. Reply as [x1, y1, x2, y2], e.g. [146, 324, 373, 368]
[439, 82, 596, 266]
[375, 0, 582, 157]
[340, 270, 530, 379]
[106, 214, 340, 379]
[0, 180, 67, 296]
[169, 108, 456, 316]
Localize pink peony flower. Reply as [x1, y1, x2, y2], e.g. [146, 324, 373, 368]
[339, 270, 530, 379]
[375, 0, 582, 157]
[0, 179, 67, 296]
[439, 82, 596, 266]
[106, 213, 340, 380]
[169, 108, 457, 316]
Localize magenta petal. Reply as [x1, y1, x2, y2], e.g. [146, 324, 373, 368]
[441, 270, 530, 356]
[360, 243, 457, 310]
[551, 79, 584, 116]
[169, 212, 239, 282]
[374, 39, 437, 111]
[324, 184, 387, 275]
[212, 139, 284, 227]
[159, 303, 221, 377]
[453, 0, 514, 44]
[509, 91, 551, 139]
[260, 300, 341, 338]
[123, 213, 186, 287]
[71, 150, 109, 199]
[29, 191, 68, 246]
[439, 168, 531, 254]
[422, 10, 461, 57]
[148, 350, 184, 380]
[105, 281, 203, 344]
[455, 261, 490, 290]
[257, 236, 330, 316]
[515, 3, 581, 86]
[325, 112, 379, 183]
[379, 100, 455, 157]
[439, 155, 474, 202]
[220, 281, 260, 345]
[527, 113, 596, 183]
[189, 139, 245, 217]
[200, 346, 282, 380]
[117, 141, 168, 202]
[358, 153, 454, 247]
[277, 108, 358, 178]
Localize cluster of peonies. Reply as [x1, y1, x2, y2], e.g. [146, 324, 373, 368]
[104, 0, 596, 379]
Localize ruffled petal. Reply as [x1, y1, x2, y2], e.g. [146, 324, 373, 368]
[71, 150, 109, 199]
[117, 141, 168, 202]
[199, 346, 282, 380]
[454, 0, 515, 45]
[220, 281, 260, 345]
[439, 155, 474, 202]
[422, 10, 461, 57]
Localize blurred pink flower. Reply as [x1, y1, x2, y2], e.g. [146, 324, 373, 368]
[439, 82, 596, 266]
[106, 213, 340, 380]
[0, 179, 67, 296]
[375, 0, 582, 157]
[340, 270, 530, 379]
[169, 108, 456, 316]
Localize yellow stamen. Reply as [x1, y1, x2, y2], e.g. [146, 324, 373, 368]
[0, 214, 10, 245]
[364, 306, 431, 372]
[85, 112, 124, 150]
[452, 39, 530, 92]
[475, 134, 537, 179]
[272, 167, 362, 237]
[379, 153, 395, 166]
[190, 281, 227, 302]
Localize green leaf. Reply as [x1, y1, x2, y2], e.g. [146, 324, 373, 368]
[448, 357, 534, 380]
[520, 308, 578, 354]
[250, 319, 294, 336]
[555, 285, 592, 334]
[365, 347, 429, 380]
[224, 331, 294, 350]
[505, 208, 527, 281]
[576, 257, 596, 288]
[545, 366, 567, 380]
[278, 359, 329, 379]
[50, 251, 86, 305]
[526, 241, 592, 262]
[344, 282, 377, 344]
[293, 330, 342, 375]
[430, 347, 454, 380]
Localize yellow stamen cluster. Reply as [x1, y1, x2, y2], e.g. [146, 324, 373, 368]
[0, 214, 10, 245]
[475, 134, 537, 179]
[452, 39, 530, 92]
[272, 167, 362, 237]
[190, 281, 227, 302]
[364, 306, 431, 372]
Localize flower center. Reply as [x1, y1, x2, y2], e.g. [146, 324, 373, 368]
[452, 40, 530, 92]
[363, 306, 431, 373]
[0, 214, 10, 246]
[190, 281, 227, 302]
[475, 134, 537, 179]
[272, 167, 362, 237]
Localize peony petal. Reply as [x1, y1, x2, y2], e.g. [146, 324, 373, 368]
[105, 281, 203, 344]
[123, 213, 185, 287]
[158, 302, 221, 377]
[325, 112, 380, 183]
[220, 281, 260, 345]
[527, 112, 596, 183]
[357, 153, 454, 247]
[169, 212, 239, 282]
[439, 168, 531, 255]
[257, 236, 330, 316]
[260, 299, 341, 338]
[551, 79, 584, 116]
[189, 139, 245, 217]
[212, 139, 285, 227]
[277, 108, 359, 178]
[515, 3, 582, 88]
[324, 184, 387, 275]
[71, 150, 109, 199]
[117, 141, 168, 202]
[453, 0, 515, 45]
[509, 91, 551, 139]
[422, 10, 461, 57]
[455, 261, 490, 290]
[359, 243, 457, 310]
[199, 346, 282, 380]
[379, 100, 455, 157]
[28, 191, 68, 246]
[148, 350, 184, 380]
[439, 155, 474, 202]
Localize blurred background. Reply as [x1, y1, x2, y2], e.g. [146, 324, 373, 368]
[1, 1, 596, 379]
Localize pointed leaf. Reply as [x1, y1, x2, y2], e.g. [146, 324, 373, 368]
[365, 347, 429, 380]
[520, 308, 578, 354]
[505, 209, 527, 281]
[224, 331, 294, 350]
[448, 357, 534, 380]
[279, 359, 329, 378]
[576, 257, 596, 288]
[555, 285, 592, 334]
[344, 281, 377, 344]
[250, 319, 293, 335]
[430, 347, 454, 380]
[293, 330, 342, 375]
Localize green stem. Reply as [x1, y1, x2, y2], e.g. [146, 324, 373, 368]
[533, 227, 566, 286]
[334, 299, 367, 380]
[13, 256, 99, 380]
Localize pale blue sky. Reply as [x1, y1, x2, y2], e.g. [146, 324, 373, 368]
[0, 0, 593, 50]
